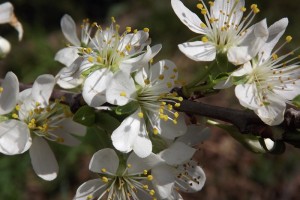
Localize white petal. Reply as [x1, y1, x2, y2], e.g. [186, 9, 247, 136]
[54, 47, 79, 67]
[255, 97, 286, 125]
[228, 19, 269, 65]
[61, 14, 80, 46]
[0, 71, 19, 115]
[51, 130, 81, 147]
[74, 179, 106, 200]
[0, 36, 11, 57]
[58, 118, 86, 137]
[0, 120, 31, 155]
[132, 133, 152, 158]
[158, 113, 187, 140]
[177, 125, 211, 146]
[111, 110, 147, 154]
[159, 142, 196, 166]
[127, 152, 162, 175]
[89, 148, 119, 174]
[259, 18, 288, 62]
[32, 74, 55, 107]
[171, 0, 205, 34]
[83, 69, 112, 107]
[178, 41, 216, 61]
[175, 161, 206, 192]
[151, 164, 175, 199]
[211, 0, 245, 26]
[231, 62, 253, 77]
[274, 81, 300, 100]
[235, 84, 260, 110]
[29, 137, 58, 181]
[106, 71, 137, 106]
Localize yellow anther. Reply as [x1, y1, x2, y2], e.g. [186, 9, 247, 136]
[143, 28, 150, 32]
[143, 185, 149, 189]
[253, 7, 260, 14]
[149, 190, 155, 196]
[120, 91, 127, 97]
[251, 4, 260, 14]
[12, 113, 18, 119]
[102, 176, 109, 183]
[196, 3, 203, 9]
[167, 82, 172, 88]
[111, 17, 116, 23]
[133, 29, 138, 34]
[201, 9, 207, 15]
[173, 68, 178, 73]
[175, 103, 181, 107]
[159, 74, 164, 80]
[97, 56, 103, 63]
[286, 35, 292, 43]
[143, 170, 148, 175]
[178, 97, 183, 101]
[87, 195, 93, 200]
[272, 54, 278, 60]
[101, 168, 107, 173]
[147, 175, 153, 181]
[250, 4, 257, 9]
[173, 119, 178, 125]
[126, 26, 132, 32]
[161, 102, 166, 106]
[241, 7, 246, 12]
[167, 104, 173, 110]
[138, 112, 144, 118]
[127, 164, 132, 168]
[0, 87, 3, 93]
[115, 24, 120, 31]
[144, 79, 150, 85]
[56, 137, 64, 143]
[159, 114, 164, 119]
[149, 59, 154, 64]
[164, 65, 169, 70]
[163, 115, 168, 121]
[153, 128, 159, 135]
[201, 36, 208, 43]
[87, 56, 94, 63]
[35, 102, 41, 107]
[208, 1, 214, 6]
[170, 74, 176, 79]
[86, 47, 93, 54]
[125, 44, 131, 51]
[200, 23, 207, 28]
[159, 108, 164, 114]
[15, 105, 20, 111]
[174, 112, 179, 118]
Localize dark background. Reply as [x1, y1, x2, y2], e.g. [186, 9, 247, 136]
[1, 0, 300, 199]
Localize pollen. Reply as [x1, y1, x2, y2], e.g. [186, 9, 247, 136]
[126, 26, 132, 32]
[208, 1, 214, 6]
[196, 3, 203, 9]
[143, 185, 148, 189]
[174, 112, 179, 118]
[120, 91, 127, 97]
[87, 56, 94, 63]
[153, 128, 159, 135]
[201, 36, 208, 43]
[286, 35, 292, 43]
[127, 164, 132, 168]
[102, 176, 109, 183]
[101, 168, 107, 173]
[149, 190, 155, 196]
[97, 56, 103, 63]
[175, 103, 181, 107]
[200, 23, 207, 28]
[111, 16, 116, 23]
[201, 9, 207, 15]
[138, 112, 144, 118]
[12, 113, 18, 119]
[87, 195, 93, 200]
[147, 175, 153, 181]
[143, 27, 150, 32]
[159, 74, 164, 80]
[143, 170, 148, 175]
[241, 7, 246, 12]
[0, 87, 3, 93]
[15, 104, 20, 111]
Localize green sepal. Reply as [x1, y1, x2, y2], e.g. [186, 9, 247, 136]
[232, 75, 247, 85]
[81, 64, 102, 77]
[0, 115, 8, 123]
[86, 125, 113, 149]
[150, 134, 168, 154]
[73, 105, 95, 126]
[292, 94, 300, 108]
[95, 111, 121, 134]
[115, 101, 139, 115]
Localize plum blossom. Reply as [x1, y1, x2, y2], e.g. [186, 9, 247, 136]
[171, 0, 269, 65]
[74, 148, 162, 200]
[0, 2, 23, 57]
[0, 74, 86, 180]
[230, 18, 300, 125]
[106, 60, 187, 158]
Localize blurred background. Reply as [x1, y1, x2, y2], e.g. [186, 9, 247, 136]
[1, 0, 300, 199]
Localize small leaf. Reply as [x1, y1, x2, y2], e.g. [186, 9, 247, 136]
[292, 94, 300, 108]
[87, 126, 113, 149]
[73, 105, 95, 126]
[115, 101, 139, 115]
[95, 111, 120, 133]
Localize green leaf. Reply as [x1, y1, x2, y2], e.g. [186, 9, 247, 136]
[95, 111, 120, 133]
[73, 105, 95, 126]
[86, 126, 113, 149]
[292, 94, 300, 108]
[115, 101, 139, 115]
[232, 75, 247, 85]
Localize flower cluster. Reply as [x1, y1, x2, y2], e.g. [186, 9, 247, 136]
[0, 0, 299, 199]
